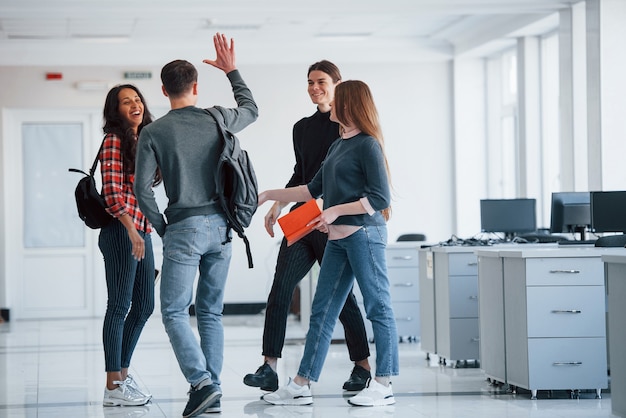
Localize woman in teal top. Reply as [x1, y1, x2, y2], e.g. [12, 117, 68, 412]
[258, 80, 398, 407]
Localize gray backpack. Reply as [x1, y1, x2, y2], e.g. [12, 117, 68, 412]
[206, 107, 258, 268]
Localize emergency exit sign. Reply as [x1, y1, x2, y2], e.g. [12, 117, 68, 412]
[124, 71, 152, 79]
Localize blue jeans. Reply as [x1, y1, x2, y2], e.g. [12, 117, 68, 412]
[160, 214, 232, 388]
[297, 225, 399, 382]
[262, 230, 370, 362]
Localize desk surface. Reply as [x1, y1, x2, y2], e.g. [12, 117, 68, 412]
[601, 253, 626, 264]
[496, 246, 625, 258]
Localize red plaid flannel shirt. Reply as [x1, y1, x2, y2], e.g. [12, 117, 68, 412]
[99, 133, 151, 233]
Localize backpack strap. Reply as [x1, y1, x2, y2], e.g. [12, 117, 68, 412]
[68, 136, 106, 177]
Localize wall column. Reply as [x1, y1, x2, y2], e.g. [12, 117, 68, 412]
[586, 0, 626, 191]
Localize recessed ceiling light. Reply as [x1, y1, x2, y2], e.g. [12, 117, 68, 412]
[315, 33, 371, 41]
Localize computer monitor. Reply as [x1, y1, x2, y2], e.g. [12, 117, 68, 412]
[590, 191, 626, 233]
[549, 192, 590, 240]
[480, 198, 537, 241]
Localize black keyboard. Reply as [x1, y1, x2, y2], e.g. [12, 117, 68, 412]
[558, 240, 597, 246]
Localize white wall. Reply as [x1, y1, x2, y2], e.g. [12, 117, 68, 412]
[0, 61, 454, 307]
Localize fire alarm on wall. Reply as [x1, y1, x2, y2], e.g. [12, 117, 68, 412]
[45, 72, 63, 80]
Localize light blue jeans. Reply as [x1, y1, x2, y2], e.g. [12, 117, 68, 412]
[297, 225, 399, 382]
[160, 214, 232, 388]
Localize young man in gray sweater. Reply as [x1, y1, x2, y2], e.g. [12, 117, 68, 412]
[134, 33, 258, 418]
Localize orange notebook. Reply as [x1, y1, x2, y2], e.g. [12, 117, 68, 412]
[277, 199, 322, 246]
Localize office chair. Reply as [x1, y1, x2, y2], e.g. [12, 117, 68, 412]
[397, 233, 427, 242]
[594, 234, 626, 247]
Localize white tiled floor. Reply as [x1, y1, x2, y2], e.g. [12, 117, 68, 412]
[0, 314, 618, 418]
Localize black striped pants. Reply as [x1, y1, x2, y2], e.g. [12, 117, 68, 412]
[98, 220, 155, 372]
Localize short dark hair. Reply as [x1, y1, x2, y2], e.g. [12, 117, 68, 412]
[308, 60, 342, 83]
[160, 60, 198, 98]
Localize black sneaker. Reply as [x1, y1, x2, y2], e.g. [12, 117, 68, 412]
[243, 363, 279, 391]
[183, 383, 221, 418]
[342, 365, 371, 391]
[203, 399, 221, 414]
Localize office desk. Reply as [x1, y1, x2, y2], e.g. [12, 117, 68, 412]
[475, 244, 555, 386]
[475, 248, 507, 385]
[601, 253, 626, 417]
[492, 247, 622, 399]
[430, 246, 479, 367]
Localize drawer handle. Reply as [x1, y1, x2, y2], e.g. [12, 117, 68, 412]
[471, 337, 480, 342]
[468, 295, 478, 300]
[553, 362, 583, 366]
[395, 316, 413, 322]
[551, 309, 582, 314]
[468, 262, 478, 266]
[392, 256, 413, 261]
[549, 269, 580, 274]
[394, 283, 414, 287]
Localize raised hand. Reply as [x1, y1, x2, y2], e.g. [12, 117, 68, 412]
[202, 33, 236, 73]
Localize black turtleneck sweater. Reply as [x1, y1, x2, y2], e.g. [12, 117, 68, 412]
[286, 109, 339, 191]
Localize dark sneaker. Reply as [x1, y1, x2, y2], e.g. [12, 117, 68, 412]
[183, 383, 221, 418]
[243, 363, 279, 391]
[343, 365, 371, 391]
[203, 399, 221, 414]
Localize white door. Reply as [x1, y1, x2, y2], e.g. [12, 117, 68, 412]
[3, 109, 106, 319]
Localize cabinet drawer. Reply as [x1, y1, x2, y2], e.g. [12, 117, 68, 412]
[393, 301, 420, 337]
[525, 338, 608, 390]
[526, 286, 606, 338]
[449, 318, 480, 360]
[448, 253, 478, 276]
[386, 248, 419, 268]
[525, 257, 603, 286]
[357, 301, 420, 340]
[389, 268, 419, 302]
[449, 275, 479, 317]
[353, 274, 418, 303]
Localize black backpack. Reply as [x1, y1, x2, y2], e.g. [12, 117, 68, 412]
[206, 107, 258, 268]
[68, 139, 113, 229]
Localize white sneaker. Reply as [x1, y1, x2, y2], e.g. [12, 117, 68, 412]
[125, 374, 152, 400]
[262, 378, 313, 405]
[103, 380, 150, 407]
[347, 379, 395, 406]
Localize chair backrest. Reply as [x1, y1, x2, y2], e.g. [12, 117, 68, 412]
[397, 233, 427, 242]
[595, 234, 626, 247]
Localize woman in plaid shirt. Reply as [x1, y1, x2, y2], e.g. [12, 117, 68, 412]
[98, 84, 161, 408]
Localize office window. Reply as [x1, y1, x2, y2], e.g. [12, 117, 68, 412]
[486, 49, 518, 198]
[540, 32, 560, 225]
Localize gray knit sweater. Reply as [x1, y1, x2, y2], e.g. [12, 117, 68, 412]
[134, 70, 258, 236]
[307, 133, 390, 227]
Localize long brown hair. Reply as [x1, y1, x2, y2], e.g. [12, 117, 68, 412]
[333, 80, 392, 220]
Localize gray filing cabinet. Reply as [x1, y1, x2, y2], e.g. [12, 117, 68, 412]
[602, 253, 626, 417]
[355, 243, 420, 342]
[501, 247, 614, 399]
[476, 248, 507, 384]
[418, 247, 436, 356]
[432, 246, 479, 366]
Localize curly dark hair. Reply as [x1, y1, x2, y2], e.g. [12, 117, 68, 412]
[102, 84, 161, 186]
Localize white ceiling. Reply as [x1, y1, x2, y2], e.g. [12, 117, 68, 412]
[0, 0, 579, 67]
